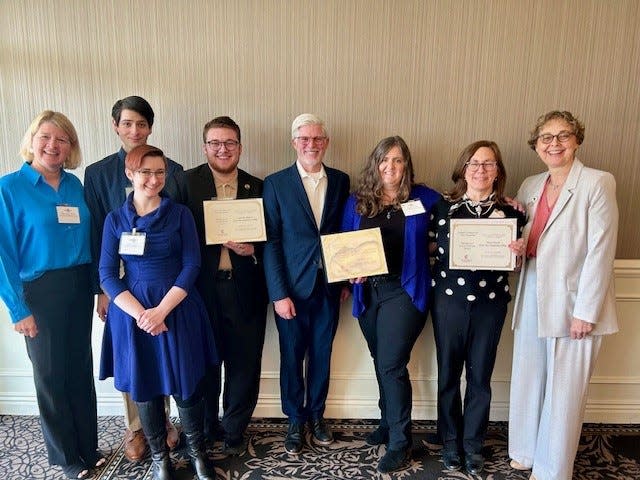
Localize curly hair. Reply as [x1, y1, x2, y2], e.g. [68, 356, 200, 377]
[445, 140, 507, 203]
[527, 110, 585, 150]
[354, 136, 416, 217]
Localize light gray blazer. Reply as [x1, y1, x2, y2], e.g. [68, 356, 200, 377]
[512, 159, 619, 337]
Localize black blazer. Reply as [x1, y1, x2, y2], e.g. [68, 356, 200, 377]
[176, 165, 268, 320]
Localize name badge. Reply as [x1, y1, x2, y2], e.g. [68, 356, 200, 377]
[119, 230, 146, 256]
[56, 205, 81, 224]
[400, 199, 426, 216]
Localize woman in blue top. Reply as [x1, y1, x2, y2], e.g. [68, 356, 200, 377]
[341, 136, 440, 474]
[0, 111, 103, 479]
[99, 144, 218, 480]
[429, 140, 525, 474]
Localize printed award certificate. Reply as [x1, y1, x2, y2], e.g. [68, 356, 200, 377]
[320, 228, 388, 283]
[203, 198, 267, 245]
[449, 218, 517, 270]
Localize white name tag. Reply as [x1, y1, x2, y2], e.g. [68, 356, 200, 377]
[119, 231, 146, 256]
[401, 199, 426, 216]
[56, 205, 80, 224]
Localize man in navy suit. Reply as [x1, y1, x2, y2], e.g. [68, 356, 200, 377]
[263, 113, 350, 455]
[176, 116, 268, 455]
[84, 96, 182, 462]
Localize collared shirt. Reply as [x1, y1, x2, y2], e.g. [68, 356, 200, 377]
[296, 160, 327, 228]
[211, 168, 238, 270]
[0, 163, 91, 322]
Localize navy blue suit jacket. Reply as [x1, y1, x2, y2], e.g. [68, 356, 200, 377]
[263, 163, 350, 302]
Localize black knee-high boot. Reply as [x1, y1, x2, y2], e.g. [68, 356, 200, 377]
[177, 400, 214, 480]
[137, 398, 175, 480]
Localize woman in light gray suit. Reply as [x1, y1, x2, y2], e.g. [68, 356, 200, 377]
[508, 111, 619, 480]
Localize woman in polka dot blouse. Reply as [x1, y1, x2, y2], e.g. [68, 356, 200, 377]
[429, 140, 525, 475]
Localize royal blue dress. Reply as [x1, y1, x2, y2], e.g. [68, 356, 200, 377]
[99, 195, 218, 402]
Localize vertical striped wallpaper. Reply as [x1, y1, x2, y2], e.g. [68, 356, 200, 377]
[1, 0, 638, 256]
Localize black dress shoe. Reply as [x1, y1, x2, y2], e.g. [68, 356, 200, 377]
[309, 418, 333, 445]
[442, 451, 462, 471]
[465, 453, 485, 474]
[365, 426, 389, 446]
[377, 448, 410, 473]
[284, 422, 304, 455]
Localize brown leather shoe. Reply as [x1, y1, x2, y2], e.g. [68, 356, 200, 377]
[123, 428, 147, 462]
[166, 418, 180, 450]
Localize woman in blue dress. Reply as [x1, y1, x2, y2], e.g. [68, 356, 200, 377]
[99, 144, 218, 480]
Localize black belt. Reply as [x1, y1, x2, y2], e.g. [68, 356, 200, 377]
[215, 269, 234, 280]
[368, 274, 400, 286]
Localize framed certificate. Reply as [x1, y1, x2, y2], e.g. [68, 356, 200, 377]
[320, 228, 388, 283]
[203, 198, 267, 245]
[449, 218, 517, 270]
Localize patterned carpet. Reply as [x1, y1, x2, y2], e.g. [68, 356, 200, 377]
[1, 416, 640, 479]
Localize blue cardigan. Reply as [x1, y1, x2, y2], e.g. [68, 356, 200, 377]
[341, 185, 440, 317]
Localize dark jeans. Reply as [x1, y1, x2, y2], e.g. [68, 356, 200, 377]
[275, 271, 339, 424]
[358, 277, 426, 451]
[432, 297, 507, 454]
[22, 265, 97, 467]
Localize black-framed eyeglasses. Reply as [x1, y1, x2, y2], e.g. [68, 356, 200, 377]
[205, 140, 240, 151]
[465, 161, 498, 172]
[537, 131, 575, 144]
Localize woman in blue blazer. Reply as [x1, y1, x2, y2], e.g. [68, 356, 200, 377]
[341, 136, 440, 473]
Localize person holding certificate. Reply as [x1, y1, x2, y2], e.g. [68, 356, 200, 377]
[177, 116, 268, 455]
[99, 144, 218, 480]
[341, 136, 440, 473]
[0, 111, 103, 479]
[429, 140, 525, 474]
[508, 111, 618, 480]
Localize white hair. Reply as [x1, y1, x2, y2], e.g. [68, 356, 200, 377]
[290, 113, 327, 139]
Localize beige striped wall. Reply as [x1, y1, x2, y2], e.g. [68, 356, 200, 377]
[1, 0, 639, 257]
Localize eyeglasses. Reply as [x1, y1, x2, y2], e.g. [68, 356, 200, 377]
[537, 131, 575, 144]
[465, 161, 498, 172]
[294, 136, 327, 145]
[135, 169, 166, 178]
[205, 140, 240, 151]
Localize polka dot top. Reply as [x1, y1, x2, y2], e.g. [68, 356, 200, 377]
[428, 196, 525, 303]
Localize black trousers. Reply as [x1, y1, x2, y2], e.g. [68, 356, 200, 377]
[358, 278, 426, 451]
[22, 265, 97, 467]
[432, 296, 507, 455]
[203, 276, 267, 443]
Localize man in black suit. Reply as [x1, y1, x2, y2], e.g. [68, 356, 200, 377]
[263, 113, 350, 455]
[177, 116, 267, 455]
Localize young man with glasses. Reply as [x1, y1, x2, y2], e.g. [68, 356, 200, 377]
[175, 116, 268, 456]
[84, 96, 183, 462]
[263, 114, 350, 455]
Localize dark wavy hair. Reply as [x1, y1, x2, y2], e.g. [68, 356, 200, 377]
[354, 136, 416, 217]
[445, 140, 507, 203]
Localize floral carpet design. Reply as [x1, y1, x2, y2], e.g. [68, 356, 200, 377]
[1, 416, 639, 479]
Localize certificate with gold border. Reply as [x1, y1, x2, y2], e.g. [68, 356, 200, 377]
[449, 218, 517, 271]
[203, 198, 267, 245]
[321, 228, 388, 283]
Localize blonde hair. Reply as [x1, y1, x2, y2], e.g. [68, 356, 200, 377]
[19, 110, 82, 169]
